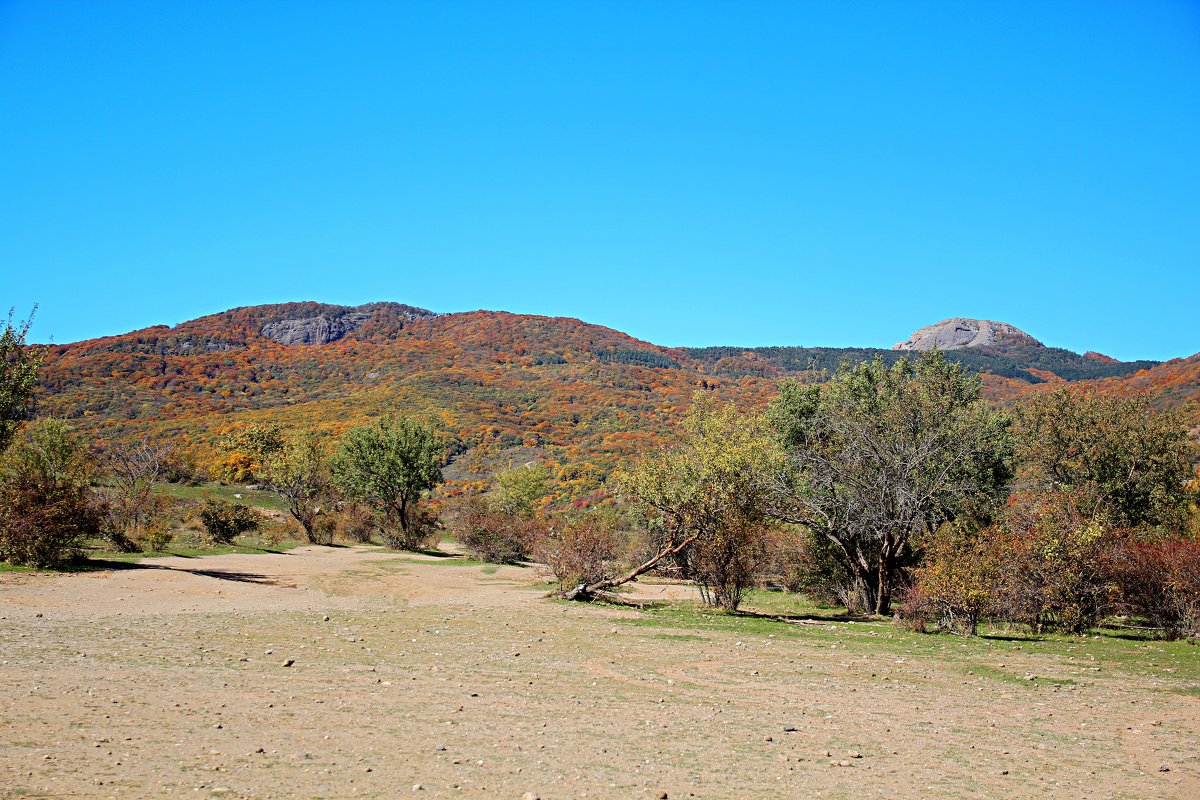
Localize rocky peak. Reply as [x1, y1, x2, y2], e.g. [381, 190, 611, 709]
[260, 302, 434, 346]
[892, 318, 1043, 351]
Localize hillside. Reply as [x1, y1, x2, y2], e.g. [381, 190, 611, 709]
[33, 302, 1192, 500]
[35, 303, 773, 500]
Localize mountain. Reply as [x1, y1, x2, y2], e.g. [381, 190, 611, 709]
[35, 303, 769, 501]
[32, 302, 1191, 502]
[892, 318, 1043, 351]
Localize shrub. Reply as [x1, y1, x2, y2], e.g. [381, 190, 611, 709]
[336, 503, 376, 543]
[309, 513, 336, 546]
[98, 491, 174, 553]
[533, 514, 625, 591]
[895, 584, 933, 633]
[456, 496, 536, 563]
[137, 522, 174, 553]
[381, 505, 440, 551]
[993, 490, 1120, 634]
[692, 524, 770, 611]
[764, 528, 853, 605]
[0, 486, 103, 567]
[1112, 535, 1200, 640]
[161, 451, 203, 485]
[0, 419, 102, 567]
[906, 524, 1002, 635]
[198, 500, 261, 545]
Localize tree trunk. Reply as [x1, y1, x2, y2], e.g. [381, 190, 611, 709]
[563, 534, 698, 601]
[874, 553, 892, 616]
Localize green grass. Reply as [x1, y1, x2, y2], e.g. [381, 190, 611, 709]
[154, 481, 288, 511]
[602, 589, 1200, 687]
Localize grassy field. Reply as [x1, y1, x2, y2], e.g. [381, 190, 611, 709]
[153, 480, 289, 511]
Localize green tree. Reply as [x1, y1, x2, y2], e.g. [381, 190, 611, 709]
[331, 416, 444, 550]
[1013, 387, 1194, 530]
[0, 308, 44, 456]
[769, 352, 1013, 615]
[568, 396, 780, 610]
[263, 430, 335, 544]
[490, 463, 550, 517]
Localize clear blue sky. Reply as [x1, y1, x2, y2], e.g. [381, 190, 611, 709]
[2, 0, 1197, 360]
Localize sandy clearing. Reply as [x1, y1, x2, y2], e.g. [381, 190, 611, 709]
[1, 546, 1197, 799]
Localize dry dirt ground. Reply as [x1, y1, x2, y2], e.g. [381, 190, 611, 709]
[2, 545, 1198, 799]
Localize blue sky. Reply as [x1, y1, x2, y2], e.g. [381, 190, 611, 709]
[2, 0, 1197, 360]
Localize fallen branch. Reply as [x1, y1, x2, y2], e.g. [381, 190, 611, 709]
[561, 534, 698, 601]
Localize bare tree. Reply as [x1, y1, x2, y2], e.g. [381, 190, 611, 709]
[102, 438, 173, 551]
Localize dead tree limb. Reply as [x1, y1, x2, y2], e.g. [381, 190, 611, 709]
[562, 534, 698, 601]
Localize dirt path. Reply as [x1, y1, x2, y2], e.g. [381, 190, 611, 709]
[2, 547, 1197, 799]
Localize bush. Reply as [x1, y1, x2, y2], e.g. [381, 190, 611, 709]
[336, 503, 376, 543]
[764, 528, 853, 605]
[161, 451, 204, 485]
[895, 584, 933, 633]
[309, 514, 336, 546]
[99, 491, 174, 553]
[198, 500, 261, 545]
[993, 491, 1120, 634]
[1112, 535, 1200, 640]
[692, 524, 769, 611]
[905, 524, 1002, 636]
[0, 485, 103, 567]
[381, 505, 440, 551]
[137, 522, 174, 553]
[533, 514, 625, 591]
[456, 496, 537, 563]
[0, 420, 102, 567]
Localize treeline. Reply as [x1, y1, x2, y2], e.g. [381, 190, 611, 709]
[422, 350, 1199, 641]
[684, 344, 1160, 383]
[5, 308, 1199, 642]
[587, 352, 1197, 639]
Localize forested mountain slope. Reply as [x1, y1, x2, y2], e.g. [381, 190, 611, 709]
[34, 302, 1193, 499]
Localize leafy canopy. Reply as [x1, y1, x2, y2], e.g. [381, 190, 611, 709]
[0, 308, 44, 455]
[769, 351, 1014, 615]
[331, 415, 443, 546]
[1013, 387, 1195, 530]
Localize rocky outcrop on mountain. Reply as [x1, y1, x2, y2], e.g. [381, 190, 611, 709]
[261, 313, 370, 346]
[260, 302, 434, 345]
[892, 318, 1043, 351]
